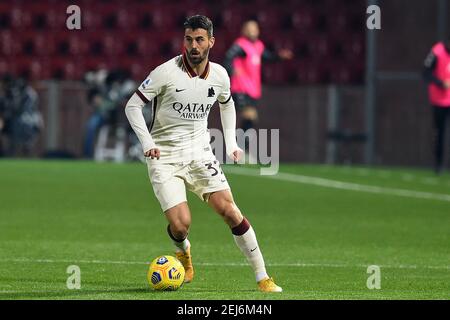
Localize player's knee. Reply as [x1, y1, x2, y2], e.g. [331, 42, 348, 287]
[219, 201, 242, 226]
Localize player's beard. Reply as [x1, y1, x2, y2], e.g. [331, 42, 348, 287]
[187, 46, 210, 65]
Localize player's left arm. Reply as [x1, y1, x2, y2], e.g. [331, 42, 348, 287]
[422, 51, 447, 88]
[217, 70, 242, 162]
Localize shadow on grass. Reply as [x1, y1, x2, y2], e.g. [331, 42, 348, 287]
[0, 287, 152, 299]
[0, 287, 259, 300]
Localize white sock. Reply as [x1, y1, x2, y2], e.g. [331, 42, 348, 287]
[167, 225, 190, 253]
[173, 238, 190, 253]
[233, 226, 268, 282]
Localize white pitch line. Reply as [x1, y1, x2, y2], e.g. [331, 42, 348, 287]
[223, 167, 450, 202]
[0, 258, 448, 271]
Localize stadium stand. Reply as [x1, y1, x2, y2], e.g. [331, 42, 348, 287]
[0, 0, 365, 83]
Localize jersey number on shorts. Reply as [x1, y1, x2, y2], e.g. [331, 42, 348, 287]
[205, 162, 222, 177]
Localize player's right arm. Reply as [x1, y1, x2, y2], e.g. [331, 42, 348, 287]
[125, 65, 168, 159]
[223, 44, 246, 76]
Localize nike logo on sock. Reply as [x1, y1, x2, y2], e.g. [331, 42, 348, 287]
[250, 247, 258, 252]
[176, 88, 186, 92]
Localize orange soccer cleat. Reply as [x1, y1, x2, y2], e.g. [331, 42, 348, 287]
[257, 277, 283, 293]
[175, 246, 194, 283]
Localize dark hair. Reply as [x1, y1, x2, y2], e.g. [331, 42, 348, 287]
[183, 15, 213, 37]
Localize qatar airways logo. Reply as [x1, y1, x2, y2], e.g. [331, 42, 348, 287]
[172, 102, 213, 120]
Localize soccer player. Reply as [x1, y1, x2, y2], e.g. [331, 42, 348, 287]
[125, 15, 282, 292]
[423, 38, 450, 174]
[223, 20, 293, 135]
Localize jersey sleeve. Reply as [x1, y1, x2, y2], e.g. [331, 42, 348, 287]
[125, 93, 156, 152]
[135, 65, 168, 103]
[217, 69, 232, 105]
[217, 68, 239, 156]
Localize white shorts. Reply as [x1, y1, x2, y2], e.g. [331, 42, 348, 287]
[147, 158, 230, 212]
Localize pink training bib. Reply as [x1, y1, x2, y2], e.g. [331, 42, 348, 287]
[231, 37, 265, 99]
[428, 42, 450, 107]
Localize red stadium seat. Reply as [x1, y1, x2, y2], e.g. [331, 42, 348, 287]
[184, 6, 212, 22]
[307, 35, 334, 58]
[328, 60, 364, 84]
[46, 4, 68, 29]
[12, 55, 32, 78]
[262, 31, 297, 54]
[10, 5, 33, 29]
[294, 60, 329, 84]
[0, 31, 21, 56]
[21, 32, 56, 56]
[99, 3, 121, 29]
[50, 57, 86, 79]
[158, 31, 184, 58]
[210, 32, 234, 63]
[219, 7, 253, 34]
[0, 57, 16, 76]
[102, 32, 126, 56]
[126, 32, 163, 57]
[64, 56, 85, 80]
[326, 9, 349, 35]
[29, 58, 52, 80]
[81, 32, 114, 56]
[338, 34, 365, 61]
[67, 32, 90, 56]
[116, 7, 138, 30]
[282, 60, 301, 82]
[81, 56, 114, 74]
[290, 7, 318, 32]
[54, 31, 89, 56]
[81, 5, 102, 30]
[97, 3, 138, 30]
[150, 4, 181, 30]
[0, 3, 10, 27]
[118, 55, 154, 80]
[329, 62, 351, 84]
[134, 3, 155, 30]
[262, 62, 289, 84]
[27, 3, 52, 30]
[256, 7, 285, 29]
[0, 0, 365, 84]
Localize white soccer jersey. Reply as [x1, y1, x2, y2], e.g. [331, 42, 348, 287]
[125, 54, 239, 163]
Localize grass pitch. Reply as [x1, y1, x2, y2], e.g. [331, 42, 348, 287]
[0, 160, 449, 299]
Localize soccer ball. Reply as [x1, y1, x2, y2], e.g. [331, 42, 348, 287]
[147, 255, 185, 291]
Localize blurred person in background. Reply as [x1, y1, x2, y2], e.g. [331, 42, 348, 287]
[0, 75, 42, 157]
[423, 37, 450, 175]
[83, 87, 109, 158]
[83, 69, 135, 158]
[223, 20, 293, 157]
